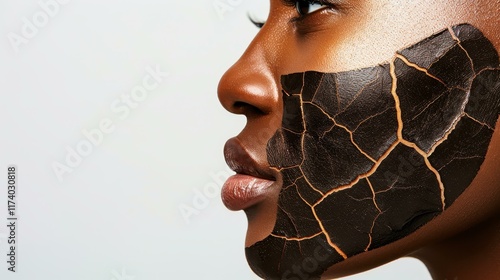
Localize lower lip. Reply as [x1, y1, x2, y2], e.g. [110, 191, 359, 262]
[222, 174, 275, 211]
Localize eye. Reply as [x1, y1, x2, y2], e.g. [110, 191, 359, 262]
[249, 0, 341, 29]
[295, 0, 327, 16]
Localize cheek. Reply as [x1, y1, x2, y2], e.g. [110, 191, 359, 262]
[246, 24, 500, 280]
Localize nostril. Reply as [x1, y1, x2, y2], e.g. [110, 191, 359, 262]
[233, 101, 267, 117]
[233, 101, 247, 110]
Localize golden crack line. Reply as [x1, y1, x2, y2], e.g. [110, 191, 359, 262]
[426, 159, 446, 210]
[390, 58, 404, 140]
[300, 91, 306, 133]
[427, 113, 465, 156]
[309, 140, 400, 258]
[454, 155, 484, 160]
[292, 175, 305, 185]
[278, 203, 301, 235]
[301, 72, 305, 95]
[438, 155, 484, 171]
[299, 167, 325, 196]
[353, 107, 392, 132]
[465, 113, 494, 130]
[335, 74, 341, 110]
[294, 183, 314, 208]
[282, 183, 295, 191]
[346, 195, 373, 202]
[270, 166, 283, 172]
[311, 207, 348, 259]
[270, 160, 300, 173]
[395, 54, 447, 86]
[271, 232, 323, 242]
[333, 120, 377, 163]
[304, 101, 377, 163]
[448, 27, 475, 73]
[367, 178, 382, 213]
[458, 43, 475, 74]
[299, 93, 325, 195]
[273, 164, 303, 172]
[365, 212, 382, 252]
[305, 99, 337, 139]
[400, 140, 446, 210]
[337, 73, 381, 116]
[477, 67, 500, 74]
[311, 73, 325, 102]
[320, 124, 337, 139]
[447, 26, 461, 43]
[313, 140, 400, 207]
[410, 91, 449, 122]
[282, 127, 303, 135]
[300, 96, 307, 166]
[365, 178, 382, 252]
[375, 181, 398, 194]
[304, 101, 334, 119]
[329, 118, 376, 163]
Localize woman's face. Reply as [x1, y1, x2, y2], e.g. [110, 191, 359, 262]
[218, 0, 500, 279]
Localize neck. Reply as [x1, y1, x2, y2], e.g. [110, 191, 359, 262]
[413, 215, 500, 280]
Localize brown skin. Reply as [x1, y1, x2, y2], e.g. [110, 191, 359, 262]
[218, 0, 500, 279]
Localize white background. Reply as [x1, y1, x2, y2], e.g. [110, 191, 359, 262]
[0, 0, 431, 279]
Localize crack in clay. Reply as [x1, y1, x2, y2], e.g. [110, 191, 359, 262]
[400, 140, 446, 210]
[305, 101, 377, 163]
[396, 54, 447, 85]
[465, 113, 495, 130]
[271, 232, 323, 241]
[277, 203, 301, 236]
[438, 155, 485, 171]
[353, 107, 393, 132]
[449, 27, 476, 73]
[311, 207, 349, 260]
[314, 141, 400, 205]
[295, 185, 314, 207]
[390, 59, 404, 139]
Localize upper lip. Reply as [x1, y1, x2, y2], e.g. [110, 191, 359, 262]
[223, 137, 276, 181]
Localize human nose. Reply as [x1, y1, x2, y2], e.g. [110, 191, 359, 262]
[217, 34, 280, 121]
[217, 17, 288, 184]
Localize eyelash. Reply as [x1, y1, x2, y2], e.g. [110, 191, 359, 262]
[249, 0, 335, 28]
[248, 13, 265, 28]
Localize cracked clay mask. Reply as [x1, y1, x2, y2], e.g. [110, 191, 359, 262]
[246, 24, 500, 279]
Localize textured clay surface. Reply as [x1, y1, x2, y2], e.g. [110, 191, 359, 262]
[246, 24, 500, 279]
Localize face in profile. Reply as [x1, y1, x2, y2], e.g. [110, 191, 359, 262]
[218, 1, 500, 279]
